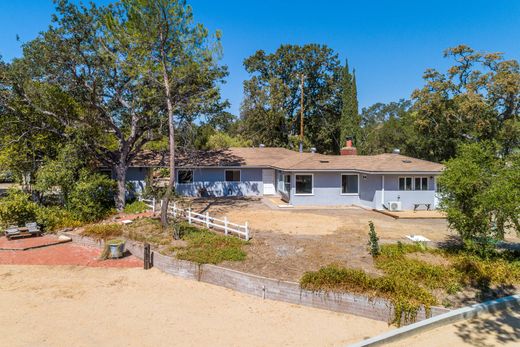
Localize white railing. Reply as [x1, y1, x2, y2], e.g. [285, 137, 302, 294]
[169, 202, 249, 241]
[139, 197, 156, 213]
[138, 197, 249, 240]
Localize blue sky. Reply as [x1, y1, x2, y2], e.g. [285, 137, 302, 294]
[1, 0, 519, 116]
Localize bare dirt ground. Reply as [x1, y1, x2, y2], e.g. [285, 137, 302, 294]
[183, 198, 451, 280]
[386, 307, 520, 347]
[0, 265, 390, 347]
[184, 198, 520, 282]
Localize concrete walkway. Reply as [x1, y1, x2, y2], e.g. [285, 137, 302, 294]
[385, 308, 520, 347]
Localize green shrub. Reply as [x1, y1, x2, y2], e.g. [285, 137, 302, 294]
[380, 242, 431, 258]
[175, 227, 247, 264]
[68, 170, 116, 222]
[123, 200, 149, 214]
[82, 223, 123, 240]
[0, 189, 38, 227]
[35, 206, 82, 231]
[34, 145, 84, 203]
[375, 256, 460, 292]
[367, 221, 380, 257]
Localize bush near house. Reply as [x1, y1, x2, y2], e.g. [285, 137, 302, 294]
[438, 142, 520, 256]
[35, 206, 82, 231]
[0, 189, 83, 231]
[123, 200, 149, 214]
[67, 170, 116, 222]
[0, 189, 38, 227]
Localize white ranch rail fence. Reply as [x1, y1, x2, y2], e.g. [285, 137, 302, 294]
[138, 198, 250, 241]
[139, 197, 156, 213]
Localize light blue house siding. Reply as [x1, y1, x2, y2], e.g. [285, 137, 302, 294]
[122, 166, 438, 210]
[175, 168, 263, 197]
[286, 172, 437, 209]
[111, 167, 149, 200]
[119, 167, 263, 198]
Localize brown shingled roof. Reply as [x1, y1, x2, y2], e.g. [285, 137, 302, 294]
[129, 147, 444, 173]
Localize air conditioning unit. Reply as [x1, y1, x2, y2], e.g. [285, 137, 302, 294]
[388, 201, 402, 211]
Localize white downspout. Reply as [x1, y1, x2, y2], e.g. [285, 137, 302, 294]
[381, 175, 385, 209]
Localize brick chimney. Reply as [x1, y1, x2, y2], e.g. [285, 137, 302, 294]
[340, 137, 357, 156]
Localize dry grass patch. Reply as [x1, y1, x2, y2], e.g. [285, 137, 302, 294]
[300, 243, 520, 326]
[123, 218, 171, 246]
[81, 224, 123, 240]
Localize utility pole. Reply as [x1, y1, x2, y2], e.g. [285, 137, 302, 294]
[299, 74, 304, 153]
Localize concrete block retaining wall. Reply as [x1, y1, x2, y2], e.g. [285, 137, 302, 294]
[62, 232, 450, 323]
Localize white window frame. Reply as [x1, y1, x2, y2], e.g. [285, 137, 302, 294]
[414, 176, 429, 191]
[341, 173, 360, 195]
[294, 173, 314, 196]
[224, 169, 241, 182]
[177, 169, 194, 184]
[399, 176, 430, 191]
[399, 176, 414, 191]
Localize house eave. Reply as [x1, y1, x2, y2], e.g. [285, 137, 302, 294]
[121, 164, 442, 175]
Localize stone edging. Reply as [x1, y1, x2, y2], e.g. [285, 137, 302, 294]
[60, 231, 450, 323]
[349, 294, 520, 347]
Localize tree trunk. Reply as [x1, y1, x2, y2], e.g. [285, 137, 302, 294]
[114, 164, 128, 212]
[159, 48, 176, 229]
[160, 111, 175, 228]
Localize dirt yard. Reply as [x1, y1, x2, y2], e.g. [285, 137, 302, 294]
[180, 198, 450, 280]
[183, 198, 520, 281]
[0, 265, 390, 346]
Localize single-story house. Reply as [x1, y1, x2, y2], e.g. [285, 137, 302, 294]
[120, 139, 444, 211]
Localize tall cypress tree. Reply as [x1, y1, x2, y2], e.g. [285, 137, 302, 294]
[340, 60, 361, 146]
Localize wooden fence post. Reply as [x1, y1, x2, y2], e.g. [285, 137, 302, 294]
[205, 212, 210, 228]
[188, 208, 192, 224]
[144, 243, 151, 270]
[245, 221, 249, 241]
[224, 216, 228, 235]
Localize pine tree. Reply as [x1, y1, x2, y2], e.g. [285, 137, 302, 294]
[340, 60, 361, 146]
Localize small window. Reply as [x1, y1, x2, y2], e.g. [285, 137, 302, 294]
[178, 170, 193, 184]
[341, 174, 359, 194]
[225, 170, 241, 182]
[414, 177, 428, 191]
[295, 174, 313, 194]
[399, 177, 413, 191]
[283, 174, 291, 193]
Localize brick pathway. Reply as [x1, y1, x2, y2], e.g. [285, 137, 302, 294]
[0, 236, 142, 268]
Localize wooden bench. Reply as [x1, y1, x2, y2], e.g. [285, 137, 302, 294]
[4, 224, 42, 240]
[413, 203, 431, 211]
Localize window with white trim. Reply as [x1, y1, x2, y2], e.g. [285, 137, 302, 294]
[295, 174, 313, 195]
[414, 177, 428, 191]
[225, 170, 241, 182]
[177, 170, 193, 184]
[399, 177, 413, 191]
[341, 174, 359, 194]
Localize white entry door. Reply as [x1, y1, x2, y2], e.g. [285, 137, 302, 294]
[262, 169, 276, 195]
